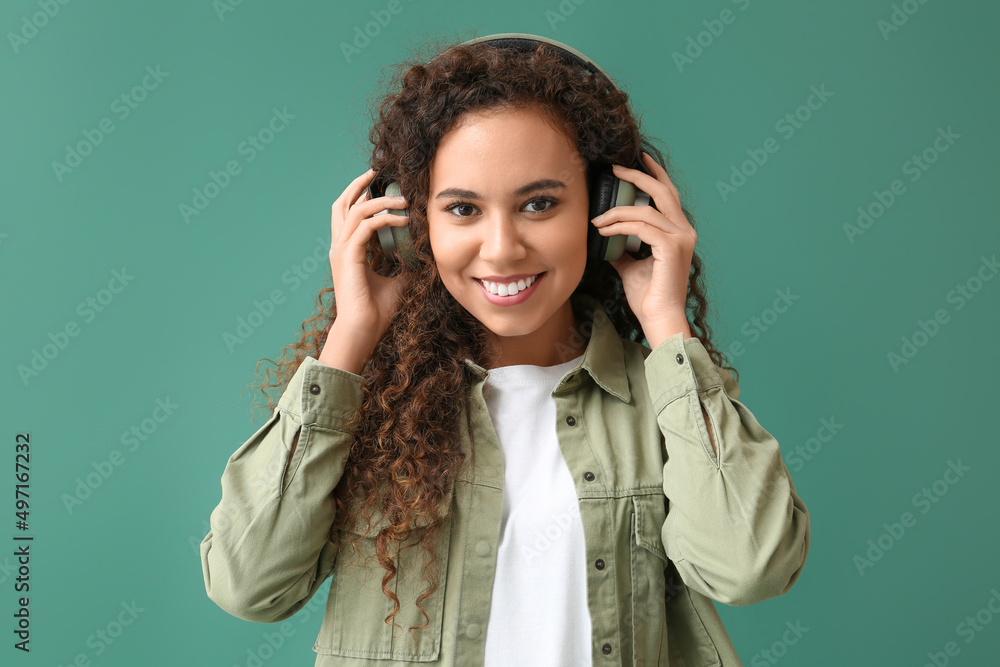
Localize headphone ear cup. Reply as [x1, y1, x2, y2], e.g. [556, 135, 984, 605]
[587, 159, 656, 262]
[588, 165, 634, 262]
[369, 176, 417, 269]
[587, 165, 617, 261]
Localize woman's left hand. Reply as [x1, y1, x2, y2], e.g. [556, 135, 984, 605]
[590, 151, 696, 345]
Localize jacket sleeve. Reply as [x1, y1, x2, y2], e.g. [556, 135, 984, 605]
[645, 332, 810, 607]
[200, 356, 363, 623]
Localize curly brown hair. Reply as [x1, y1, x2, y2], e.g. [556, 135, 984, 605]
[247, 33, 738, 640]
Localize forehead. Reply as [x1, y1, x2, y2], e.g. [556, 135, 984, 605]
[430, 106, 583, 188]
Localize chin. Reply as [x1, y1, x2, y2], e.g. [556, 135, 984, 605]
[441, 270, 580, 344]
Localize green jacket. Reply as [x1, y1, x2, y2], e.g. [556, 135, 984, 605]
[201, 299, 810, 666]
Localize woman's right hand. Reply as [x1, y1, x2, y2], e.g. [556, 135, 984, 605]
[324, 168, 410, 357]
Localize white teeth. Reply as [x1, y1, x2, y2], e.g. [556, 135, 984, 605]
[480, 274, 537, 296]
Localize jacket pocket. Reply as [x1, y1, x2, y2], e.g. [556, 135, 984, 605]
[630, 495, 669, 667]
[314, 501, 453, 662]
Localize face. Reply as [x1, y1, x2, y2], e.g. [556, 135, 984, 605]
[426, 105, 590, 365]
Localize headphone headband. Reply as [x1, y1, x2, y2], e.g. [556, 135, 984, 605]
[457, 33, 620, 94]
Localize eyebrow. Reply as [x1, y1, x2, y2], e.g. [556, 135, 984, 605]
[433, 178, 567, 200]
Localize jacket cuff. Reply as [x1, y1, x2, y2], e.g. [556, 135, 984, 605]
[276, 356, 365, 431]
[645, 333, 726, 413]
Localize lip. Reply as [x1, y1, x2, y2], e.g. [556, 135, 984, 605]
[476, 272, 545, 306]
[475, 272, 541, 282]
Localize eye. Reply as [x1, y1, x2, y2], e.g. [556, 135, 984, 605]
[444, 201, 478, 218]
[524, 197, 557, 214]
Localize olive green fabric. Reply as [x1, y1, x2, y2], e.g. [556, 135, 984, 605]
[201, 296, 810, 665]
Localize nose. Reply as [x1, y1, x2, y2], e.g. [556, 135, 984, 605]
[479, 210, 528, 265]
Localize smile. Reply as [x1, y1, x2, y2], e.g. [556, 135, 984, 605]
[475, 272, 545, 306]
[478, 273, 540, 296]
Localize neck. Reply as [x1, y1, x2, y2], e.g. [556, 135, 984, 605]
[483, 301, 589, 368]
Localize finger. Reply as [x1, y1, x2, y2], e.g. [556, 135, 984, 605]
[332, 169, 378, 242]
[611, 162, 662, 193]
[357, 196, 408, 227]
[351, 212, 410, 247]
[331, 213, 411, 282]
[346, 212, 411, 265]
[640, 152, 680, 200]
[607, 250, 634, 275]
[332, 194, 407, 243]
[594, 220, 681, 252]
[593, 205, 687, 235]
[613, 162, 684, 220]
[335, 167, 377, 207]
[353, 176, 404, 208]
[595, 219, 659, 238]
[353, 183, 371, 206]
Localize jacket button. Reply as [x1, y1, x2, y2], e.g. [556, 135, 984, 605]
[466, 624, 481, 639]
[475, 540, 491, 556]
[595, 558, 605, 570]
[309, 383, 321, 395]
[566, 415, 576, 426]
[602, 643, 613, 654]
[583, 471, 595, 482]
[675, 353, 684, 365]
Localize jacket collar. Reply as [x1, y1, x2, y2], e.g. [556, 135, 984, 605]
[462, 293, 632, 403]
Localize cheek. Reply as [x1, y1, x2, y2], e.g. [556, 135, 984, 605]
[551, 219, 589, 268]
[427, 227, 466, 275]
[426, 221, 446, 261]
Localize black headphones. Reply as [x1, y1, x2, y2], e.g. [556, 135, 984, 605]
[367, 32, 655, 268]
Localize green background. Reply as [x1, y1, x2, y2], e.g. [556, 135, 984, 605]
[3, 0, 998, 665]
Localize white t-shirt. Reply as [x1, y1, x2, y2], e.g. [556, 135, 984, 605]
[481, 354, 592, 667]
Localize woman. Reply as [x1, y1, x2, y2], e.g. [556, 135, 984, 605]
[200, 34, 810, 666]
